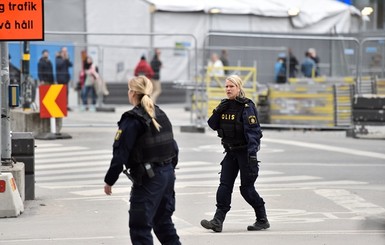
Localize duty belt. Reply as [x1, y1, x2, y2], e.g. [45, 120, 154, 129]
[151, 160, 172, 167]
[222, 142, 247, 151]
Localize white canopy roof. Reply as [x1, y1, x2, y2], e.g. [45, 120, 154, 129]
[145, 0, 363, 29]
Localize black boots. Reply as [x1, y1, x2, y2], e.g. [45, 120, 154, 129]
[247, 219, 270, 231]
[201, 218, 270, 232]
[201, 209, 226, 232]
[200, 218, 223, 232]
[201, 208, 270, 232]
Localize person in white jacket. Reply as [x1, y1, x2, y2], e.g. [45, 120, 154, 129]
[208, 53, 225, 77]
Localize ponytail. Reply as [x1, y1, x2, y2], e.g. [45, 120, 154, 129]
[129, 76, 162, 131]
[141, 94, 161, 131]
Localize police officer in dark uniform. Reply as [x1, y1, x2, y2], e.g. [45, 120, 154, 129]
[201, 75, 270, 232]
[104, 76, 181, 245]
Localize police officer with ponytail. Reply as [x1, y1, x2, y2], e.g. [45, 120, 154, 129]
[201, 75, 270, 232]
[104, 76, 181, 245]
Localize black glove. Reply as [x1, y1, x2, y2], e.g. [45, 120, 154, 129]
[248, 155, 258, 166]
[213, 99, 229, 114]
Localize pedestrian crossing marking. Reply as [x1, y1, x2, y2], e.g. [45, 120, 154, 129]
[34, 143, 368, 194]
[315, 189, 385, 216]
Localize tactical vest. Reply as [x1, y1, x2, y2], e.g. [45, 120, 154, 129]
[218, 100, 247, 145]
[127, 106, 175, 165]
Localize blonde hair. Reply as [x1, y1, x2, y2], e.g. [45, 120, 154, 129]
[226, 75, 245, 98]
[129, 76, 161, 131]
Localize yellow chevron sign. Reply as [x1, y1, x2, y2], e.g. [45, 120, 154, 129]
[39, 85, 67, 118]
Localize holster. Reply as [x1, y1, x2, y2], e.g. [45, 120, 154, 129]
[217, 129, 224, 138]
[124, 164, 146, 186]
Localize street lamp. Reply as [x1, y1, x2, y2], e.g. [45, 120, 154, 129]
[209, 8, 221, 14]
[361, 7, 374, 16]
[288, 7, 300, 17]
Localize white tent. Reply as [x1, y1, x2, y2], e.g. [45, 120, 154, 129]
[86, 0, 365, 82]
[147, 0, 363, 33]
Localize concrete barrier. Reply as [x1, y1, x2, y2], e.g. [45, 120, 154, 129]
[10, 109, 50, 136]
[0, 163, 25, 201]
[0, 172, 24, 218]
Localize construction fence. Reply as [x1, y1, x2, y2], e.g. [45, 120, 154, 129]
[7, 31, 385, 128]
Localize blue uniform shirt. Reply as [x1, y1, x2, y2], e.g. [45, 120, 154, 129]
[104, 114, 145, 186]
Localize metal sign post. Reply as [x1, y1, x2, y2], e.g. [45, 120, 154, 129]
[1, 43, 12, 164]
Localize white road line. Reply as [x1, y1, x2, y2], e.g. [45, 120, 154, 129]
[37, 172, 105, 181]
[0, 236, 116, 243]
[34, 143, 63, 147]
[177, 168, 283, 176]
[178, 161, 219, 167]
[264, 138, 385, 160]
[176, 229, 385, 236]
[258, 175, 322, 183]
[176, 173, 221, 179]
[71, 187, 131, 196]
[177, 166, 220, 173]
[176, 180, 368, 188]
[176, 175, 321, 184]
[35, 149, 112, 159]
[266, 162, 385, 167]
[35, 166, 109, 176]
[35, 146, 89, 153]
[267, 180, 367, 187]
[35, 154, 112, 164]
[315, 189, 385, 216]
[37, 179, 104, 186]
[35, 160, 109, 170]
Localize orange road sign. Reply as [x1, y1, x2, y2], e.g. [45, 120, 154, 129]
[0, 0, 44, 41]
[39, 84, 67, 118]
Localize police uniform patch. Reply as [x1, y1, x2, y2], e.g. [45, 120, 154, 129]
[115, 129, 122, 141]
[248, 116, 257, 124]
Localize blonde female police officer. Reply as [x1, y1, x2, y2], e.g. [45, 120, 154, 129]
[104, 76, 181, 245]
[201, 75, 270, 232]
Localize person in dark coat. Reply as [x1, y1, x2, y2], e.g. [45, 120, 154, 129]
[150, 48, 162, 103]
[37, 49, 54, 84]
[56, 47, 73, 109]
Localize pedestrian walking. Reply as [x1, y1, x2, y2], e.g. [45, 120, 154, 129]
[150, 48, 162, 103]
[208, 53, 224, 77]
[81, 56, 98, 111]
[220, 49, 230, 75]
[201, 74, 269, 232]
[55, 46, 73, 110]
[134, 55, 154, 79]
[104, 76, 181, 245]
[301, 51, 316, 78]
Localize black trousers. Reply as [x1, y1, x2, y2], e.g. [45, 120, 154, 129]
[129, 163, 181, 245]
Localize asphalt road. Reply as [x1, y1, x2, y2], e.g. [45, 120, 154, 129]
[1, 104, 384, 245]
